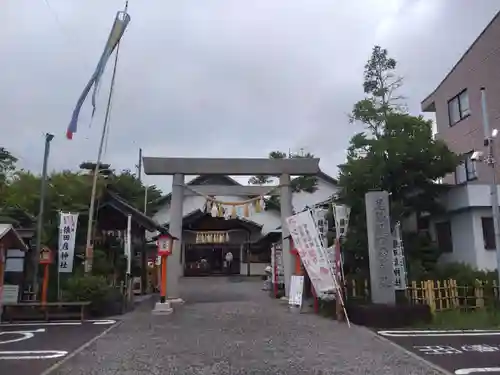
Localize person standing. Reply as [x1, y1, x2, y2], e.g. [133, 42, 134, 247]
[225, 251, 233, 275]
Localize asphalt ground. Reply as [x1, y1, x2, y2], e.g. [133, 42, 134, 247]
[378, 329, 500, 374]
[0, 320, 118, 375]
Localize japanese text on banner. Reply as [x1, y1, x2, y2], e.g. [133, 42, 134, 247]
[58, 213, 79, 273]
[286, 210, 336, 293]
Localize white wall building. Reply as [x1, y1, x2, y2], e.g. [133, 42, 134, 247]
[149, 172, 338, 276]
[429, 184, 499, 271]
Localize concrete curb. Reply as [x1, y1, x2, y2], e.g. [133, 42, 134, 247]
[40, 321, 122, 375]
[359, 326, 454, 375]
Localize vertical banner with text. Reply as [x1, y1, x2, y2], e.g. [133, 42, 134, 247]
[286, 210, 336, 293]
[58, 213, 79, 273]
[271, 242, 285, 285]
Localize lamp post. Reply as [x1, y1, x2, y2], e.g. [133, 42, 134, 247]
[157, 234, 173, 304]
[480, 87, 500, 294]
[39, 247, 53, 307]
[33, 133, 54, 296]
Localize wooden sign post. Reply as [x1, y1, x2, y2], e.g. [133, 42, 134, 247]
[39, 247, 53, 306]
[157, 235, 173, 304]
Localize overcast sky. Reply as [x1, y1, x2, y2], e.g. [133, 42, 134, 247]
[1, 0, 499, 193]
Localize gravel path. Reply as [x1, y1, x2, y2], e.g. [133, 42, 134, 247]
[51, 277, 443, 375]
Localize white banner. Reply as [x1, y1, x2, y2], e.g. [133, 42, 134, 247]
[393, 222, 408, 290]
[333, 205, 350, 239]
[58, 213, 79, 273]
[312, 208, 328, 247]
[286, 210, 337, 293]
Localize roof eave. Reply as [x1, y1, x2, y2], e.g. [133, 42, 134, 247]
[421, 97, 436, 113]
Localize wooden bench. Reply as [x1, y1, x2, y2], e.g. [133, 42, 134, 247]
[1, 301, 91, 323]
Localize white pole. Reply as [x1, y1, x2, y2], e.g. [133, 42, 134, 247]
[480, 87, 500, 296]
[84, 3, 128, 274]
[126, 214, 133, 303]
[57, 211, 62, 301]
[126, 214, 132, 275]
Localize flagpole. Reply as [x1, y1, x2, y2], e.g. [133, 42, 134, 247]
[84, 1, 128, 274]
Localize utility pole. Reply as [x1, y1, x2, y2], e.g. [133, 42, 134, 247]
[480, 87, 500, 295]
[33, 133, 54, 295]
[137, 148, 148, 214]
[137, 148, 142, 182]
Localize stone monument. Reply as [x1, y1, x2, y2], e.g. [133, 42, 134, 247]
[365, 191, 395, 305]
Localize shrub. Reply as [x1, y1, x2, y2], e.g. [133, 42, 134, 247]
[417, 262, 497, 286]
[62, 275, 124, 317]
[63, 275, 110, 302]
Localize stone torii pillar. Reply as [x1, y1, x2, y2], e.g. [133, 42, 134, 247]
[142, 157, 320, 300]
[279, 173, 294, 297]
[168, 173, 184, 300]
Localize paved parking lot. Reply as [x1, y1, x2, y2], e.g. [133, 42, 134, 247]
[0, 320, 118, 375]
[378, 329, 500, 374]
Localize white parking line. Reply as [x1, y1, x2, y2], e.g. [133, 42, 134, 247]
[0, 350, 68, 360]
[455, 368, 500, 374]
[0, 329, 46, 345]
[378, 330, 500, 337]
[88, 320, 116, 325]
[1, 322, 81, 327]
[0, 319, 116, 327]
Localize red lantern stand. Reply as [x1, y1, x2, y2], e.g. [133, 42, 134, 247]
[157, 235, 173, 303]
[39, 247, 53, 307]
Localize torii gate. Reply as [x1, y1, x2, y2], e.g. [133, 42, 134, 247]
[143, 157, 320, 301]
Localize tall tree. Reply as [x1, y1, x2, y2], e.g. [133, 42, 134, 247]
[248, 150, 318, 208]
[350, 45, 404, 138]
[337, 46, 458, 274]
[0, 147, 18, 204]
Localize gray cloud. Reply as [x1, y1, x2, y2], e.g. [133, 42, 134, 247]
[1, 0, 499, 192]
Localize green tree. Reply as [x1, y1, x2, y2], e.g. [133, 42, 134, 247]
[106, 169, 163, 215]
[0, 147, 18, 204]
[337, 46, 458, 274]
[248, 150, 318, 208]
[0, 147, 18, 181]
[350, 45, 404, 138]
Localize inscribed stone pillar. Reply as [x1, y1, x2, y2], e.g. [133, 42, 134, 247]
[365, 191, 395, 305]
[168, 173, 184, 299]
[280, 173, 294, 297]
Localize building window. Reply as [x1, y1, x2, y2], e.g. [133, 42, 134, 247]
[435, 221, 453, 253]
[448, 89, 470, 125]
[455, 152, 477, 184]
[482, 217, 496, 250]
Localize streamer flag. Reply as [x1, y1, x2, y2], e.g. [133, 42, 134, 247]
[66, 11, 131, 140]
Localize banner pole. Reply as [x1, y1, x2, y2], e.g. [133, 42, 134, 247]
[57, 211, 61, 301]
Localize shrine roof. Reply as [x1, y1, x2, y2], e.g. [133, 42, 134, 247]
[98, 190, 172, 235]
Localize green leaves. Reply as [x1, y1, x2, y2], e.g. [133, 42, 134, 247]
[339, 45, 459, 275]
[350, 45, 404, 138]
[248, 150, 318, 208]
[0, 150, 163, 251]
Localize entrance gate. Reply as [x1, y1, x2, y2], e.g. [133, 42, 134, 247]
[143, 157, 320, 299]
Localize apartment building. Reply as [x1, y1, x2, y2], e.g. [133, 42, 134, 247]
[421, 11, 500, 270]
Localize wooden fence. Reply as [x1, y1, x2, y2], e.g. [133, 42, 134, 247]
[345, 279, 499, 313]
